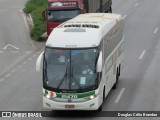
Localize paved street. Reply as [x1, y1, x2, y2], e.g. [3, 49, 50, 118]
[0, 0, 34, 76]
[0, 0, 160, 119]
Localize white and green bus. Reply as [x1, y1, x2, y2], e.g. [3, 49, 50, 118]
[36, 13, 124, 110]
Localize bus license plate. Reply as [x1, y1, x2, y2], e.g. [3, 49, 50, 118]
[65, 105, 74, 108]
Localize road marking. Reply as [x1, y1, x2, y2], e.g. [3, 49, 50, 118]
[22, 69, 26, 72]
[134, 3, 139, 7]
[5, 74, 11, 78]
[23, 61, 28, 65]
[139, 50, 146, 59]
[0, 47, 33, 77]
[0, 78, 5, 81]
[28, 58, 32, 61]
[3, 44, 19, 50]
[11, 69, 17, 73]
[17, 65, 22, 68]
[122, 15, 127, 19]
[153, 27, 159, 34]
[115, 88, 125, 103]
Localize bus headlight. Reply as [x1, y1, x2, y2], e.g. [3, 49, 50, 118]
[90, 95, 96, 99]
[46, 94, 51, 99]
[85, 94, 97, 100]
[44, 94, 51, 99]
[44, 91, 56, 99]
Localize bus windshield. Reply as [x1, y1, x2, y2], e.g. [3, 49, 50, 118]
[47, 10, 80, 22]
[43, 47, 99, 92]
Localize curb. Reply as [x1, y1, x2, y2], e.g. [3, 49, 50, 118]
[41, 32, 48, 38]
[23, 9, 48, 40]
[26, 13, 48, 39]
[21, 9, 33, 30]
[26, 13, 34, 29]
[28, 13, 34, 28]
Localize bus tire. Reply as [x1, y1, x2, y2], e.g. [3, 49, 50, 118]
[98, 87, 105, 111]
[104, 10, 108, 13]
[104, 7, 112, 13]
[98, 104, 103, 111]
[112, 69, 119, 89]
[118, 64, 121, 77]
[109, 7, 112, 13]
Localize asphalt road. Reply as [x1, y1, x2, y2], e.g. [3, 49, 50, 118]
[0, 0, 34, 76]
[0, 0, 160, 120]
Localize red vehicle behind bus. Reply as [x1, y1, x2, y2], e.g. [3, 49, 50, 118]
[42, 0, 112, 36]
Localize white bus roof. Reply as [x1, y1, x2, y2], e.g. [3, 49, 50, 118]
[46, 13, 122, 48]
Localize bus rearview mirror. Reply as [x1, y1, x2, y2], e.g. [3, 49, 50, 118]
[36, 51, 44, 72]
[96, 51, 102, 72]
[42, 10, 47, 21]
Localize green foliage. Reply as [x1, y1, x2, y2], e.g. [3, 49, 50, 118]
[24, 0, 47, 41]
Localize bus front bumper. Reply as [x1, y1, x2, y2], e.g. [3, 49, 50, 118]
[43, 96, 100, 110]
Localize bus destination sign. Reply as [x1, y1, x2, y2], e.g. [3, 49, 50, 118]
[49, 2, 78, 7]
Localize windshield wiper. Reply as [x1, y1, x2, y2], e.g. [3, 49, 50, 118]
[44, 57, 48, 84]
[71, 66, 82, 89]
[57, 64, 68, 89]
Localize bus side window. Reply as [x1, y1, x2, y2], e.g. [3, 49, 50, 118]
[105, 57, 113, 75]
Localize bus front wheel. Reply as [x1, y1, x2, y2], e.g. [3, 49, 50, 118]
[112, 68, 119, 89]
[118, 64, 121, 77]
[98, 87, 105, 111]
[109, 7, 112, 13]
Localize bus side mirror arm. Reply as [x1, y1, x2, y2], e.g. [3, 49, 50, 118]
[42, 10, 47, 21]
[36, 51, 44, 72]
[96, 51, 102, 72]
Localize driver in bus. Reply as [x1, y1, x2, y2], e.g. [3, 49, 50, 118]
[48, 11, 53, 20]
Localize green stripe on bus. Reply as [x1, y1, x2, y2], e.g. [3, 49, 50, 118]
[56, 91, 95, 99]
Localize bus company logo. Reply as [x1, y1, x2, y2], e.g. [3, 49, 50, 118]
[2, 112, 11, 117]
[68, 98, 72, 102]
